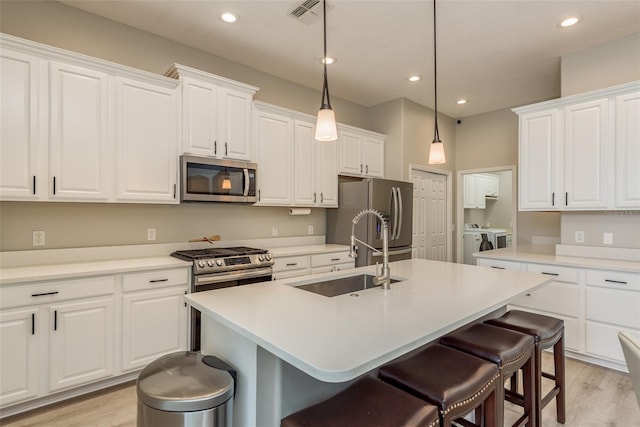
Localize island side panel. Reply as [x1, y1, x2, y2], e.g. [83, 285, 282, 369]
[201, 314, 258, 427]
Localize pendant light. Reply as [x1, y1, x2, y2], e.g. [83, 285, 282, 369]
[314, 0, 338, 141]
[428, 0, 446, 164]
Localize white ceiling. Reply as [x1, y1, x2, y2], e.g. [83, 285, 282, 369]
[59, 0, 640, 118]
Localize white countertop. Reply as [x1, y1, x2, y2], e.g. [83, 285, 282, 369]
[475, 245, 640, 273]
[186, 258, 551, 383]
[0, 257, 191, 285]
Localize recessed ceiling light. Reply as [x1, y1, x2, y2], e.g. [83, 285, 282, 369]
[456, 99, 468, 105]
[221, 12, 238, 23]
[321, 56, 336, 65]
[560, 17, 579, 27]
[407, 75, 422, 82]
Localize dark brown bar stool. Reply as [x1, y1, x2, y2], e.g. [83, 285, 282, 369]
[485, 310, 566, 427]
[378, 344, 500, 427]
[440, 323, 536, 427]
[281, 375, 439, 427]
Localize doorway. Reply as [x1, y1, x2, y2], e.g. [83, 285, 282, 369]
[456, 166, 517, 264]
[410, 165, 452, 262]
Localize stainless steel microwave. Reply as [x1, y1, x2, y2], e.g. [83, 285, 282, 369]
[180, 155, 257, 203]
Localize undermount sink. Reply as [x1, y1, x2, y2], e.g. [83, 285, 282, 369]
[292, 273, 403, 297]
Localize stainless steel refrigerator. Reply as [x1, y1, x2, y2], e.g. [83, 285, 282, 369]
[327, 178, 413, 267]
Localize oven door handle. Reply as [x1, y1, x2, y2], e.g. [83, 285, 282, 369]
[194, 267, 273, 287]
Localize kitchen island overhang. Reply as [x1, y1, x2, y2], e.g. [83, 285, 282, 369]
[186, 259, 552, 426]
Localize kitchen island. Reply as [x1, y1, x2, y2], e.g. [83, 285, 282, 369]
[186, 258, 552, 427]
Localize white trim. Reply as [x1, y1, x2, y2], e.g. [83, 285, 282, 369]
[408, 164, 453, 262]
[456, 165, 517, 264]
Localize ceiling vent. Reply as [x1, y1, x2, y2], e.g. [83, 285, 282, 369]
[288, 0, 321, 24]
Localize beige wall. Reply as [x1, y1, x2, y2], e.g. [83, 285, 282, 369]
[561, 32, 640, 97]
[369, 99, 404, 181]
[561, 212, 640, 249]
[0, 0, 371, 251]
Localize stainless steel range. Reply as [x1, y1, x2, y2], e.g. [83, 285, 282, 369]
[171, 246, 274, 350]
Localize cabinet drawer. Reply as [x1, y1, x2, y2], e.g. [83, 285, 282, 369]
[585, 269, 640, 292]
[477, 258, 522, 271]
[586, 321, 640, 363]
[0, 276, 116, 310]
[511, 281, 579, 317]
[311, 262, 355, 275]
[273, 269, 308, 281]
[311, 252, 352, 267]
[273, 255, 309, 272]
[586, 286, 640, 329]
[526, 264, 578, 283]
[122, 268, 189, 293]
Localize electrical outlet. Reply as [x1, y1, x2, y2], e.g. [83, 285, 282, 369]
[147, 228, 156, 241]
[575, 231, 585, 243]
[272, 226, 278, 236]
[603, 232, 613, 245]
[33, 230, 45, 246]
[308, 225, 314, 235]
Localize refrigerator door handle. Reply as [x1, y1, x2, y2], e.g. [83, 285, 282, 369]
[396, 186, 403, 240]
[392, 187, 399, 240]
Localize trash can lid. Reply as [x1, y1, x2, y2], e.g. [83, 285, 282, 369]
[137, 351, 234, 412]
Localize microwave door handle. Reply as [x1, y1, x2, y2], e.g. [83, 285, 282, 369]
[396, 187, 403, 239]
[243, 168, 250, 196]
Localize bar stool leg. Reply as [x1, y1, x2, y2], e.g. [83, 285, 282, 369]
[523, 350, 535, 427]
[554, 335, 566, 423]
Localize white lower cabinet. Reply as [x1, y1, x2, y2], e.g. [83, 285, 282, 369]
[272, 251, 354, 281]
[0, 307, 39, 407]
[476, 258, 522, 271]
[272, 255, 310, 280]
[48, 297, 115, 392]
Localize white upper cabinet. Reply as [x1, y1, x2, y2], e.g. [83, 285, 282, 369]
[166, 64, 258, 161]
[114, 76, 179, 203]
[315, 137, 338, 207]
[514, 82, 639, 211]
[49, 61, 110, 201]
[615, 92, 640, 208]
[254, 104, 294, 206]
[338, 126, 384, 178]
[0, 47, 43, 200]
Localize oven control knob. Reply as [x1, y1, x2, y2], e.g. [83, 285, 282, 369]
[198, 260, 206, 268]
[265, 254, 272, 261]
[207, 259, 215, 267]
[216, 259, 223, 267]
[258, 255, 265, 262]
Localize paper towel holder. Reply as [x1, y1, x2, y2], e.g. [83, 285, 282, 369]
[288, 207, 311, 215]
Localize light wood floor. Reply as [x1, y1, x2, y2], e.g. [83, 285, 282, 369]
[1, 354, 638, 426]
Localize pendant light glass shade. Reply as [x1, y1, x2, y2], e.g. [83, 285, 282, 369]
[315, 0, 338, 141]
[428, 0, 446, 164]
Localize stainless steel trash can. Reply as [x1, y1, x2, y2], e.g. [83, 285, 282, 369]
[137, 351, 235, 427]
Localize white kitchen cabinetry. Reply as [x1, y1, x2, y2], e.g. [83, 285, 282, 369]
[254, 104, 294, 206]
[0, 34, 182, 205]
[121, 268, 188, 372]
[514, 82, 639, 211]
[48, 296, 115, 392]
[476, 258, 522, 271]
[0, 47, 42, 200]
[338, 126, 384, 178]
[0, 307, 39, 407]
[310, 252, 354, 274]
[166, 64, 258, 161]
[272, 250, 354, 280]
[585, 270, 640, 364]
[272, 255, 310, 280]
[484, 174, 499, 197]
[49, 61, 110, 201]
[115, 76, 179, 203]
[615, 92, 640, 208]
[463, 174, 499, 209]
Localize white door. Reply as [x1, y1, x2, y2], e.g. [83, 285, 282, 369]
[49, 297, 114, 392]
[122, 288, 187, 372]
[0, 307, 39, 406]
[49, 61, 110, 201]
[220, 88, 252, 161]
[293, 119, 316, 206]
[115, 77, 178, 203]
[0, 48, 42, 200]
[615, 92, 640, 208]
[254, 109, 293, 205]
[412, 170, 447, 261]
[182, 77, 218, 156]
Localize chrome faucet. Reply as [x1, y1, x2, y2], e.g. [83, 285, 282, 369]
[349, 209, 391, 290]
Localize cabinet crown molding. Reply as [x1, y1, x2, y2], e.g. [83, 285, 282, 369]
[165, 63, 259, 94]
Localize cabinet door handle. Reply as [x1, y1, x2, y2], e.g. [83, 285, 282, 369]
[33, 176, 36, 195]
[490, 266, 505, 270]
[54, 310, 58, 331]
[149, 279, 169, 283]
[331, 258, 341, 262]
[605, 279, 627, 285]
[225, 142, 228, 156]
[360, 164, 363, 173]
[552, 192, 555, 206]
[258, 189, 261, 202]
[565, 192, 568, 206]
[541, 272, 559, 276]
[173, 184, 177, 199]
[320, 192, 324, 203]
[31, 291, 59, 297]
[53, 176, 57, 195]
[32, 313, 35, 335]
[366, 165, 369, 174]
[525, 293, 532, 297]
[313, 192, 316, 203]
[214, 141, 217, 155]
[286, 263, 298, 267]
